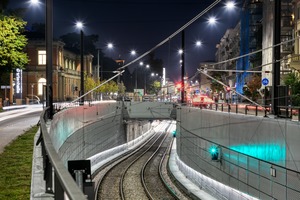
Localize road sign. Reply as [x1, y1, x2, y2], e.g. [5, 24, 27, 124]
[1, 85, 10, 89]
[262, 78, 269, 86]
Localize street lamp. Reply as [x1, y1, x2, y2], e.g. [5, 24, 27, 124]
[135, 61, 144, 89]
[195, 40, 202, 47]
[225, 1, 235, 10]
[76, 21, 84, 106]
[98, 42, 114, 81]
[208, 16, 217, 25]
[30, 0, 53, 117]
[145, 64, 150, 93]
[131, 50, 136, 56]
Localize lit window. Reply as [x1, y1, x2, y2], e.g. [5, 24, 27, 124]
[59, 50, 62, 66]
[65, 59, 68, 68]
[38, 78, 46, 95]
[38, 50, 46, 65]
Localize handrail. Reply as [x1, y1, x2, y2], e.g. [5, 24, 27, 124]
[189, 102, 300, 121]
[39, 108, 87, 200]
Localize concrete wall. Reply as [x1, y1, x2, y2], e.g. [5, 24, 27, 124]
[49, 101, 154, 166]
[123, 101, 174, 119]
[176, 106, 300, 199]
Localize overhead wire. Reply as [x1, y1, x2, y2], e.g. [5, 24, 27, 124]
[116, 0, 221, 72]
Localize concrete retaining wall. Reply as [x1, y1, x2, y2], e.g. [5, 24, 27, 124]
[49, 102, 152, 166]
[176, 106, 300, 199]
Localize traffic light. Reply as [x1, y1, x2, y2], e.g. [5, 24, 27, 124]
[209, 146, 219, 161]
[176, 83, 182, 92]
[226, 86, 231, 92]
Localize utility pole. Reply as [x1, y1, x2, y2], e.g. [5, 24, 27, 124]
[272, 0, 281, 115]
[46, 0, 53, 118]
[181, 30, 185, 104]
[80, 30, 84, 105]
[97, 49, 100, 81]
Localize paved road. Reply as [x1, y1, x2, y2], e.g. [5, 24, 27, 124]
[0, 105, 43, 154]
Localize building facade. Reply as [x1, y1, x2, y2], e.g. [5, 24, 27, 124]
[21, 39, 93, 103]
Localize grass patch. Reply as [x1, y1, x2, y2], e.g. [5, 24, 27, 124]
[0, 125, 39, 200]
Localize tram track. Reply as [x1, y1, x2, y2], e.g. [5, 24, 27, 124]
[94, 120, 191, 200]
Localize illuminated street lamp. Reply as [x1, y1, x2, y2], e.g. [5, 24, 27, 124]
[76, 21, 84, 105]
[29, 0, 40, 5]
[195, 40, 202, 47]
[225, 1, 236, 10]
[30, 0, 53, 117]
[130, 50, 136, 56]
[107, 42, 113, 49]
[208, 16, 217, 25]
[98, 42, 114, 80]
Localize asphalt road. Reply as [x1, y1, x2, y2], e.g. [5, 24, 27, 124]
[0, 105, 43, 154]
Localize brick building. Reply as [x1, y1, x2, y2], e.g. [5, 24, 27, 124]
[20, 38, 93, 103]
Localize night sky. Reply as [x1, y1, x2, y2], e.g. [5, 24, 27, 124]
[7, 0, 241, 82]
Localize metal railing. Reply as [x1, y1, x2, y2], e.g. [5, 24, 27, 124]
[38, 107, 87, 200]
[189, 103, 300, 121]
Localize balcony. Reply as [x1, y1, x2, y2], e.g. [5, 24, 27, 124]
[288, 54, 300, 71]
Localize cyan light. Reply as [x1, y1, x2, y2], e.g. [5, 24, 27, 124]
[209, 146, 219, 160]
[230, 143, 286, 165]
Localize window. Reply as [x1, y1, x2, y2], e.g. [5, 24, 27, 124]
[38, 50, 46, 65]
[65, 59, 68, 68]
[59, 50, 62, 66]
[38, 78, 46, 95]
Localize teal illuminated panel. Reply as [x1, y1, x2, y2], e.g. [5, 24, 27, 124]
[230, 143, 286, 164]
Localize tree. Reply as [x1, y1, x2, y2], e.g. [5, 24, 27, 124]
[210, 71, 224, 93]
[0, 15, 28, 72]
[244, 74, 261, 101]
[283, 73, 300, 106]
[84, 76, 96, 92]
[149, 80, 161, 95]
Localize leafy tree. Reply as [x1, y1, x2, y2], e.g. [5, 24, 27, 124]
[244, 74, 261, 101]
[106, 80, 118, 93]
[95, 79, 118, 94]
[84, 76, 96, 92]
[210, 71, 224, 93]
[0, 15, 28, 71]
[149, 80, 161, 95]
[283, 73, 300, 106]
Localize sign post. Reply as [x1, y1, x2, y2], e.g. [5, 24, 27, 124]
[262, 78, 269, 117]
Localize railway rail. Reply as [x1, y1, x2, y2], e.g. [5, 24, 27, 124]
[93, 121, 191, 200]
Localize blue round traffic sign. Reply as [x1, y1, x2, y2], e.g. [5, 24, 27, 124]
[262, 78, 269, 86]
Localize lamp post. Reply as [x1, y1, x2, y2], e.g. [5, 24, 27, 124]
[181, 30, 185, 104]
[144, 64, 150, 93]
[29, 0, 53, 117]
[76, 21, 84, 106]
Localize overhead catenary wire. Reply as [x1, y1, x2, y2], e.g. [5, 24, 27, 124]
[116, 0, 221, 72]
[209, 36, 300, 68]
